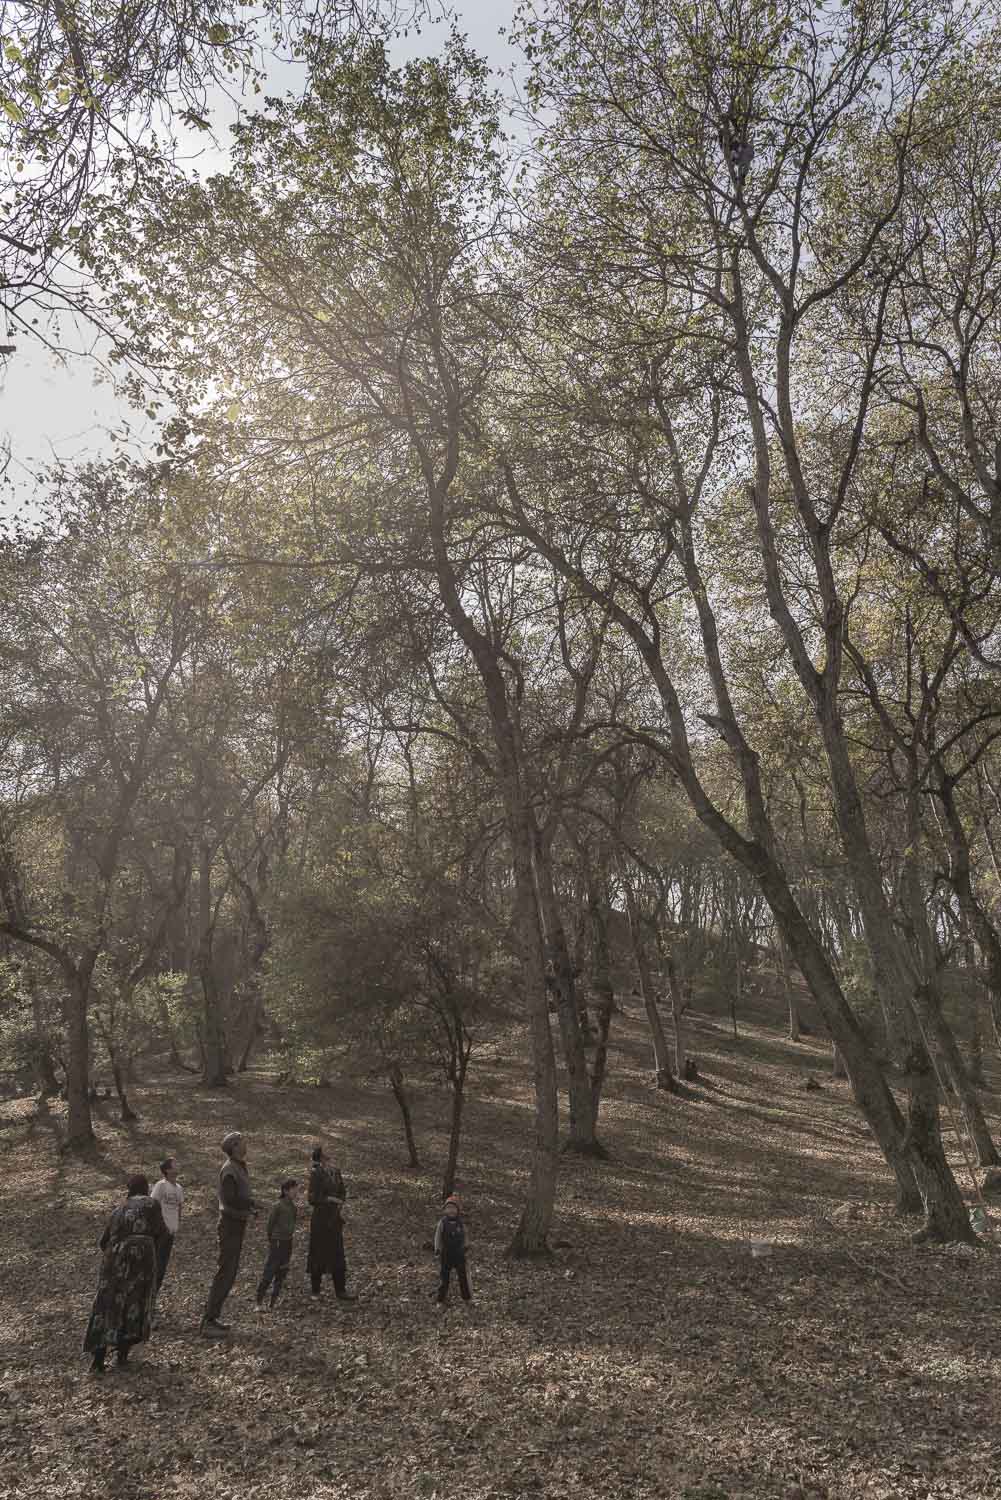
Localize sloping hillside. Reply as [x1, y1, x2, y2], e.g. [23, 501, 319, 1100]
[1, 991, 999, 1500]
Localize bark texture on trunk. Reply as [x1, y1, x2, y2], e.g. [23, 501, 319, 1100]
[198, 843, 228, 1088]
[237, 992, 264, 1073]
[535, 838, 600, 1155]
[583, 861, 615, 1132]
[442, 1059, 467, 1201]
[780, 940, 801, 1042]
[109, 1046, 138, 1122]
[730, 952, 741, 1039]
[389, 1064, 421, 1169]
[914, 983, 998, 1166]
[815, 739, 967, 1234]
[64, 971, 95, 1148]
[936, 774, 1001, 1070]
[664, 952, 688, 1078]
[499, 434, 950, 1224]
[625, 886, 674, 1091]
[426, 472, 558, 1257]
[903, 1040, 976, 1242]
[505, 805, 559, 1256]
[757, 873, 922, 1215]
[990, 986, 1001, 1058]
[29, 980, 59, 1098]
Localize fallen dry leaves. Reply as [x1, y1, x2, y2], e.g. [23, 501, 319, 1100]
[1, 995, 1000, 1500]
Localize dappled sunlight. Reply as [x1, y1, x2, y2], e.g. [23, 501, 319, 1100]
[2, 993, 998, 1499]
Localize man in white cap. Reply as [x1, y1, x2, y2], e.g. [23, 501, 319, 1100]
[201, 1131, 255, 1336]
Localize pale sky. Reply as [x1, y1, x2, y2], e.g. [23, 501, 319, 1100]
[0, 1, 520, 513]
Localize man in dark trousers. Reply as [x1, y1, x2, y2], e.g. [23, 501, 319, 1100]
[201, 1130, 255, 1336]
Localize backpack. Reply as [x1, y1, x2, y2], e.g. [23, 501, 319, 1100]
[440, 1213, 465, 1259]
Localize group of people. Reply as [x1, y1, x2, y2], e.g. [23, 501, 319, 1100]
[82, 1130, 471, 1374]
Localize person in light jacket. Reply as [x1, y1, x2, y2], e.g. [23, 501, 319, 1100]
[150, 1156, 184, 1293]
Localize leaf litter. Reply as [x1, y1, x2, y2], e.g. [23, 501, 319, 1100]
[1, 995, 1000, 1500]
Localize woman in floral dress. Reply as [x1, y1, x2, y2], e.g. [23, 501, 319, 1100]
[83, 1172, 167, 1373]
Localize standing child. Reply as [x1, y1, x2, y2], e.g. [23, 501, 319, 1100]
[150, 1157, 184, 1293]
[434, 1194, 471, 1307]
[256, 1178, 299, 1311]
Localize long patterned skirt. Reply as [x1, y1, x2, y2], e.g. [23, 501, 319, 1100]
[83, 1235, 158, 1353]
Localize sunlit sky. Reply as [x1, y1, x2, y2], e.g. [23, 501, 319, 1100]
[0, 1, 519, 511]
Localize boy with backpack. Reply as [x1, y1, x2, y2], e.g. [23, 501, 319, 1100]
[255, 1177, 299, 1311]
[434, 1194, 471, 1307]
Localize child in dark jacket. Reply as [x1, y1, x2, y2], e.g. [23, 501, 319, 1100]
[434, 1194, 471, 1306]
[255, 1178, 299, 1310]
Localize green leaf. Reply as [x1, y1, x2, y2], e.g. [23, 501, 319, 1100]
[2, 98, 26, 123]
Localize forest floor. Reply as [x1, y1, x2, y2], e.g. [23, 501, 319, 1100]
[2, 990, 1001, 1500]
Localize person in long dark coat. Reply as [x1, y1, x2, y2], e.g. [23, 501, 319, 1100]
[83, 1173, 167, 1374]
[306, 1145, 355, 1301]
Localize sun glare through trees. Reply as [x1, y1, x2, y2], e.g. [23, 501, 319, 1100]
[2, 2, 1001, 1497]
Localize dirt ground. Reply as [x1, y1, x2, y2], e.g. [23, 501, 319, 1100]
[1, 993, 1000, 1500]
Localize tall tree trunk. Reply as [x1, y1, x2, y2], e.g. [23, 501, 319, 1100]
[968, 1016, 985, 1088]
[583, 858, 615, 1132]
[442, 1050, 468, 1200]
[989, 981, 1001, 1058]
[63, 970, 94, 1148]
[816, 747, 971, 1239]
[427, 480, 557, 1258]
[664, 952, 688, 1078]
[198, 843, 227, 1088]
[936, 772, 1001, 1068]
[914, 982, 999, 1168]
[890, 803, 979, 1241]
[780, 938, 801, 1042]
[625, 885, 674, 1091]
[505, 805, 559, 1257]
[227, 853, 271, 1075]
[507, 482, 927, 1217]
[237, 991, 264, 1073]
[200, 972, 228, 1086]
[155, 983, 190, 1072]
[729, 341, 968, 1237]
[108, 1043, 138, 1122]
[730, 948, 741, 1039]
[535, 835, 600, 1155]
[903, 1044, 974, 1242]
[388, 1063, 420, 1169]
[28, 977, 59, 1098]
[758, 875, 922, 1216]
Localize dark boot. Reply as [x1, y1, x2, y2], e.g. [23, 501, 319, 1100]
[89, 1349, 106, 1375]
[115, 1342, 130, 1368]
